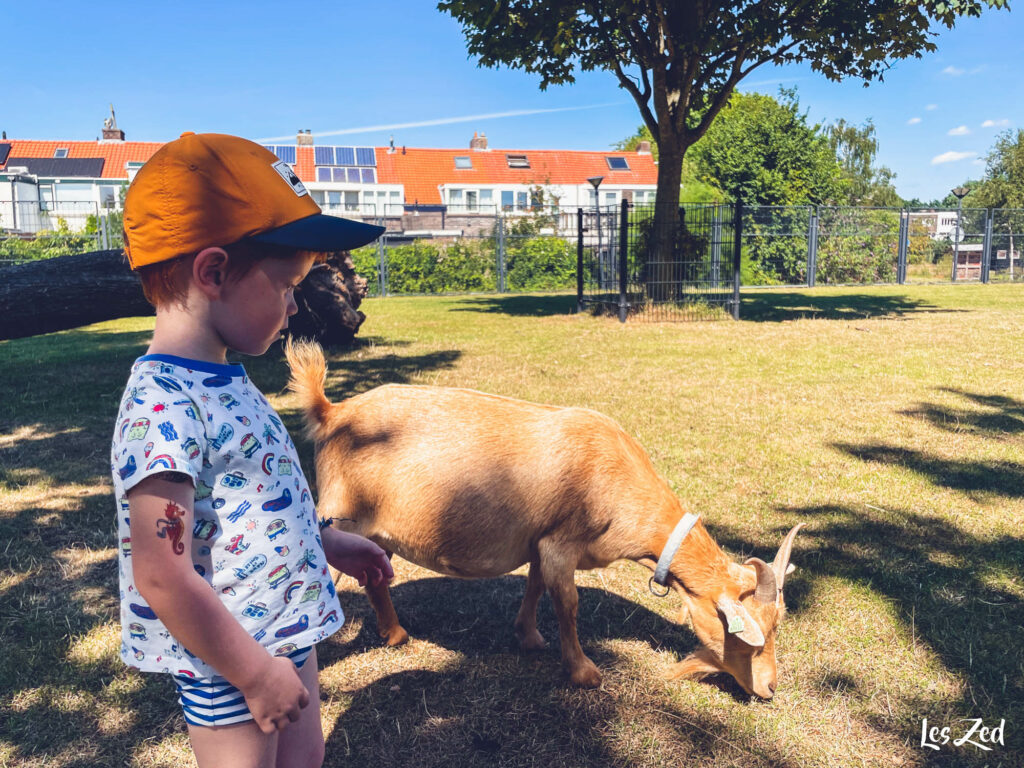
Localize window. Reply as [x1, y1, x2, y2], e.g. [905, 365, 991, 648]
[506, 154, 530, 169]
[311, 190, 326, 205]
[454, 156, 472, 169]
[344, 191, 358, 210]
[347, 168, 361, 183]
[466, 190, 478, 211]
[605, 156, 629, 170]
[317, 167, 331, 182]
[361, 168, 375, 184]
[53, 148, 68, 158]
[501, 190, 514, 211]
[479, 189, 493, 210]
[604, 191, 616, 205]
[516, 191, 528, 210]
[449, 189, 463, 206]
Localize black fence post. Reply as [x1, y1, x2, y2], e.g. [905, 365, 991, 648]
[577, 207, 584, 313]
[618, 199, 629, 323]
[982, 210, 993, 283]
[897, 210, 908, 285]
[732, 200, 742, 320]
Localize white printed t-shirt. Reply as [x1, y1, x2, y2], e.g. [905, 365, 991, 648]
[111, 354, 343, 676]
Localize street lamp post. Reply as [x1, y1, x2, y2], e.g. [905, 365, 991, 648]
[587, 176, 605, 290]
[951, 185, 969, 282]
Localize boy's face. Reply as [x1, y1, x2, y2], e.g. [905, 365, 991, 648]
[211, 253, 317, 356]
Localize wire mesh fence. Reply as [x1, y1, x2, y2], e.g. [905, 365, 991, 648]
[4, 197, 1024, 319]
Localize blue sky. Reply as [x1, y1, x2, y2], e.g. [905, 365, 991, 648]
[4, 1, 1020, 202]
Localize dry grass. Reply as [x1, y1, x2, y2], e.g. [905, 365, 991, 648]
[2, 286, 1023, 767]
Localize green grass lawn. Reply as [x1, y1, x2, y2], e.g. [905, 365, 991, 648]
[2, 285, 1023, 767]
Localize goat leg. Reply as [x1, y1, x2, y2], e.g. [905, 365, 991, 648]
[538, 539, 601, 688]
[514, 554, 547, 650]
[363, 550, 409, 646]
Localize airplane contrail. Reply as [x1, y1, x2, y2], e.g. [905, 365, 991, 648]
[255, 103, 624, 143]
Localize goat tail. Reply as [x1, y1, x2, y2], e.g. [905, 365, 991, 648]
[284, 337, 332, 436]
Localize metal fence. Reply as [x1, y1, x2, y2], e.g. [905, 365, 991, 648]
[3, 197, 1023, 321]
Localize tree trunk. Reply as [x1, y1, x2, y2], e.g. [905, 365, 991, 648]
[0, 249, 368, 344]
[648, 143, 685, 302]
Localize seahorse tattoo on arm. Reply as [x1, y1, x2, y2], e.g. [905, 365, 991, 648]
[155, 501, 186, 555]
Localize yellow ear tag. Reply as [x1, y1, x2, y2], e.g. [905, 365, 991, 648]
[727, 615, 745, 634]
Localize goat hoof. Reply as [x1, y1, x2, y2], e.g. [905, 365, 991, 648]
[567, 661, 602, 688]
[381, 626, 409, 646]
[516, 628, 547, 651]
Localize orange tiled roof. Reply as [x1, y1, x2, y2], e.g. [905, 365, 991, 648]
[0, 138, 657, 202]
[0, 139, 164, 178]
[374, 146, 657, 205]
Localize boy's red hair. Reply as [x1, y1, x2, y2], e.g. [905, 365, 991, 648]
[135, 240, 326, 308]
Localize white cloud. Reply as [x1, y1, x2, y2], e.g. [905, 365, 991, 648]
[948, 125, 971, 136]
[981, 118, 1010, 128]
[931, 151, 976, 165]
[942, 65, 965, 76]
[926, 104, 938, 111]
[907, 117, 922, 125]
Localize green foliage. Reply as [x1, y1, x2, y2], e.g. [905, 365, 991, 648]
[966, 129, 1024, 209]
[814, 209, 901, 284]
[826, 118, 903, 206]
[687, 89, 843, 207]
[0, 218, 100, 262]
[351, 231, 577, 295]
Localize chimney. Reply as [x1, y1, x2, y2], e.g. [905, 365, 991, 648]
[470, 131, 488, 151]
[637, 140, 651, 154]
[297, 129, 314, 146]
[101, 103, 125, 142]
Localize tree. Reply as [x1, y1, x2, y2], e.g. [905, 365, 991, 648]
[439, 0, 1008, 298]
[826, 118, 902, 206]
[968, 129, 1024, 269]
[687, 89, 841, 206]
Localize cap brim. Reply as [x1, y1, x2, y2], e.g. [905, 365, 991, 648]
[249, 213, 385, 252]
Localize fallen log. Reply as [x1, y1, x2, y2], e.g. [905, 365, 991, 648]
[0, 249, 367, 344]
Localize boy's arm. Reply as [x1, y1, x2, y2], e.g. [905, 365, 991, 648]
[320, 525, 394, 586]
[128, 473, 309, 733]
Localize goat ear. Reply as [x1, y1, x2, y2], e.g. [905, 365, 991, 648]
[786, 563, 796, 575]
[715, 596, 766, 647]
[666, 648, 722, 681]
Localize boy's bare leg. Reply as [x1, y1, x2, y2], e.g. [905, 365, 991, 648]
[187, 718, 277, 768]
[186, 650, 323, 768]
[275, 648, 325, 768]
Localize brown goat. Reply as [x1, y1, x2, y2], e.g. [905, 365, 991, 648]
[285, 340, 803, 698]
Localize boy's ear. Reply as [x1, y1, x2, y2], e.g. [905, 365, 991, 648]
[193, 247, 230, 297]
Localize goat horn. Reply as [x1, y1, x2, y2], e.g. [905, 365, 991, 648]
[745, 557, 777, 603]
[771, 523, 806, 592]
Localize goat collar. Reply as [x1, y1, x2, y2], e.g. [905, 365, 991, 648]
[649, 512, 701, 597]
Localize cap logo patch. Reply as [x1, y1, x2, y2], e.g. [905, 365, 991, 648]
[271, 160, 308, 198]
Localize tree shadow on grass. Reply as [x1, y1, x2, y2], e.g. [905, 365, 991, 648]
[739, 290, 959, 322]
[899, 387, 1024, 439]
[446, 293, 577, 317]
[321, 576, 801, 768]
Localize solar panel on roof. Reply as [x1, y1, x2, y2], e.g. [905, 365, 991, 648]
[315, 147, 334, 165]
[336, 147, 355, 166]
[273, 145, 296, 164]
[346, 168, 360, 183]
[0, 143, 10, 165]
[356, 147, 376, 167]
[361, 168, 375, 183]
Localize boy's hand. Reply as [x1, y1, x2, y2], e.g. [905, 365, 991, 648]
[323, 529, 394, 587]
[239, 654, 310, 734]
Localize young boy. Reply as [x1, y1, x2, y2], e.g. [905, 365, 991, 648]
[111, 132, 394, 768]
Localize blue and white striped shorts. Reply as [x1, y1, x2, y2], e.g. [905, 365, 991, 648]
[172, 647, 312, 727]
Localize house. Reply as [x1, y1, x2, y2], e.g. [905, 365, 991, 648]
[1, 112, 658, 240]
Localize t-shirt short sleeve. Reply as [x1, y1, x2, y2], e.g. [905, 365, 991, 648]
[112, 376, 207, 494]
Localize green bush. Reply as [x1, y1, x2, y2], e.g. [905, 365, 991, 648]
[506, 236, 575, 291]
[0, 218, 100, 262]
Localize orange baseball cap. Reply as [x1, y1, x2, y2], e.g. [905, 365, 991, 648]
[123, 132, 385, 269]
